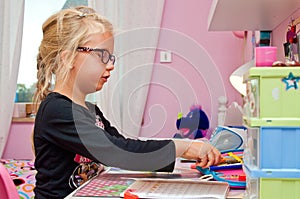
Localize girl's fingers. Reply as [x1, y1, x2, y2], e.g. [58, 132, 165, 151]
[206, 151, 216, 168]
[198, 146, 222, 168]
[197, 155, 208, 168]
[213, 148, 222, 165]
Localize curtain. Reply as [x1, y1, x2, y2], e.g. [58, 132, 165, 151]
[89, 0, 165, 138]
[0, 0, 25, 156]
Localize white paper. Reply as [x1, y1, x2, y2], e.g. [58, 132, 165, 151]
[121, 179, 229, 199]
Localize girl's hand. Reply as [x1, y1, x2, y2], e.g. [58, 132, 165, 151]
[173, 139, 222, 168]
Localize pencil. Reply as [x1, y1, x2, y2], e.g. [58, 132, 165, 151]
[227, 152, 243, 163]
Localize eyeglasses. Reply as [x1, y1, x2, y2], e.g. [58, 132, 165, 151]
[77, 47, 116, 65]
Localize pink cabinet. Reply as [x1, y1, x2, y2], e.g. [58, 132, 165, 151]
[2, 120, 34, 159]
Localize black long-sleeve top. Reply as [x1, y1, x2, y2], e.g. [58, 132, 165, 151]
[33, 92, 176, 199]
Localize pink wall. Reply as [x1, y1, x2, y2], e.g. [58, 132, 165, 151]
[7, 2, 298, 159]
[139, 0, 249, 138]
[2, 122, 34, 159]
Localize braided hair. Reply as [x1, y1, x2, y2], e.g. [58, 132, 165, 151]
[33, 6, 113, 107]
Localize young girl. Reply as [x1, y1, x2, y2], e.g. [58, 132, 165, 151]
[33, 6, 221, 199]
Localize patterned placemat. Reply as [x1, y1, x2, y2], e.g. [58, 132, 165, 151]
[0, 159, 36, 199]
[74, 175, 134, 197]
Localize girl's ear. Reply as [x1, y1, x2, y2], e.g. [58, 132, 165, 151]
[60, 50, 74, 69]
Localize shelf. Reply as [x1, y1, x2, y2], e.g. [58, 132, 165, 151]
[208, 0, 300, 31]
[12, 117, 35, 123]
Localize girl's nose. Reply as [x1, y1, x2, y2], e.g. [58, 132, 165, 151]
[106, 62, 114, 71]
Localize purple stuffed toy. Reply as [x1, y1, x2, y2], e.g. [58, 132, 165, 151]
[174, 105, 209, 139]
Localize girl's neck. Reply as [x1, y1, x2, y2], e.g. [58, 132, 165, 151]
[53, 86, 88, 109]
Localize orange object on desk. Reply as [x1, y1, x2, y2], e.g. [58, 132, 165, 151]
[190, 164, 196, 169]
[124, 189, 139, 199]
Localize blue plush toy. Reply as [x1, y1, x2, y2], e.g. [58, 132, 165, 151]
[174, 105, 209, 139]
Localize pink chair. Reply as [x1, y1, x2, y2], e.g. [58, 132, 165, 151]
[0, 163, 20, 199]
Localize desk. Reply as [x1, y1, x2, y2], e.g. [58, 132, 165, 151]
[65, 160, 244, 199]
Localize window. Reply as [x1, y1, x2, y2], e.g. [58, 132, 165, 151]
[16, 0, 88, 102]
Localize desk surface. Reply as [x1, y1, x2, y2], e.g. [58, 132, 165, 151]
[65, 160, 244, 199]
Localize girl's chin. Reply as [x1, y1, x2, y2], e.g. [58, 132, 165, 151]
[95, 84, 104, 91]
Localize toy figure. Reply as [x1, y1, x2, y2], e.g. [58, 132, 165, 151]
[287, 25, 297, 44]
[286, 25, 299, 62]
[174, 105, 209, 139]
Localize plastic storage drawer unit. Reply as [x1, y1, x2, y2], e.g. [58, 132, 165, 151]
[244, 126, 300, 177]
[244, 175, 300, 199]
[243, 67, 300, 127]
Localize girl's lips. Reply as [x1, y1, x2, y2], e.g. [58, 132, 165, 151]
[102, 76, 109, 82]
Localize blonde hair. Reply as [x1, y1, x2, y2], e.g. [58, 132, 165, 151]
[33, 6, 113, 106]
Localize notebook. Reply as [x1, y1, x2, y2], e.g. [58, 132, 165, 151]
[70, 168, 229, 199]
[121, 178, 230, 199]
